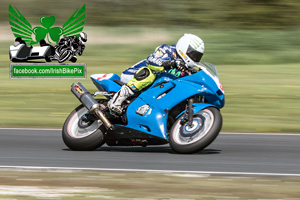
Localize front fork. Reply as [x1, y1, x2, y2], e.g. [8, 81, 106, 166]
[180, 98, 194, 128]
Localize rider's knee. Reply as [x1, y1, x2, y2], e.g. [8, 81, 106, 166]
[134, 67, 151, 81]
[127, 67, 156, 91]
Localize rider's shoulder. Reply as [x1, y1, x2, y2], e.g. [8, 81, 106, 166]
[153, 44, 175, 53]
[159, 44, 173, 48]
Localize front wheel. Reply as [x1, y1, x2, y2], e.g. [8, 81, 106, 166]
[169, 107, 222, 154]
[62, 104, 106, 151]
[57, 49, 72, 63]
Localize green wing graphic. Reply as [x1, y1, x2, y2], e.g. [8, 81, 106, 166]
[8, 4, 35, 45]
[62, 4, 86, 37]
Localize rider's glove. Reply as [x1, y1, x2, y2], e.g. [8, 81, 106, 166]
[162, 60, 176, 70]
[175, 60, 187, 71]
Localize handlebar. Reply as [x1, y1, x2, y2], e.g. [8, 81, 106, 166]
[187, 67, 199, 74]
[173, 60, 199, 75]
[180, 65, 199, 75]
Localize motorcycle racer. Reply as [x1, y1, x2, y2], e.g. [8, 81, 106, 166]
[14, 37, 27, 45]
[52, 32, 87, 63]
[108, 33, 205, 115]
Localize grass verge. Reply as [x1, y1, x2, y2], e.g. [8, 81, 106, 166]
[0, 169, 300, 200]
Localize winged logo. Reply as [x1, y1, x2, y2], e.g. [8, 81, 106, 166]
[8, 4, 86, 45]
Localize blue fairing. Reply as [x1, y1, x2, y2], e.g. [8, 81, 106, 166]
[90, 73, 121, 92]
[180, 70, 225, 109]
[124, 71, 224, 139]
[91, 63, 225, 140]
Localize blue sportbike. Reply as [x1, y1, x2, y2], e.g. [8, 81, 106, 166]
[62, 62, 225, 154]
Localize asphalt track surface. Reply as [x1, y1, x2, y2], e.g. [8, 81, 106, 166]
[0, 128, 299, 176]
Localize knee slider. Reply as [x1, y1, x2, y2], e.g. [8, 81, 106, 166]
[134, 67, 150, 81]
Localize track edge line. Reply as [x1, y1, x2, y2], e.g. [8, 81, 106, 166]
[0, 165, 299, 177]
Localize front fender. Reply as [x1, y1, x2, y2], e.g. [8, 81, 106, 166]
[176, 103, 218, 119]
[193, 103, 219, 113]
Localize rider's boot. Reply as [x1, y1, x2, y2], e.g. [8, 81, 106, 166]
[108, 85, 134, 115]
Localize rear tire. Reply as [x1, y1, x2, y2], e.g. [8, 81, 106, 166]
[62, 104, 106, 151]
[169, 107, 222, 154]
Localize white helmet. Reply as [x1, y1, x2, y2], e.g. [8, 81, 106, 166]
[176, 33, 205, 67]
[79, 32, 87, 43]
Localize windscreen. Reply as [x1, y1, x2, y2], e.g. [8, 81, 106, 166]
[195, 62, 219, 78]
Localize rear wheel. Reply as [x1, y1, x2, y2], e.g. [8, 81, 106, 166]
[62, 105, 106, 151]
[169, 107, 222, 154]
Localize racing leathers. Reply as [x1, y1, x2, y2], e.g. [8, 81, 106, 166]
[108, 44, 187, 115]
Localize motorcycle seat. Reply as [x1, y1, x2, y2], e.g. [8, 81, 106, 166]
[113, 79, 125, 86]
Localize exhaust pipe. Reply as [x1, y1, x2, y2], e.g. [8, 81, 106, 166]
[71, 82, 114, 131]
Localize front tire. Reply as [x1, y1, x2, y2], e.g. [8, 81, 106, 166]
[58, 50, 72, 63]
[169, 107, 222, 154]
[62, 105, 106, 151]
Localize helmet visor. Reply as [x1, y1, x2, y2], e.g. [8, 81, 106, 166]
[186, 45, 203, 63]
[80, 37, 87, 42]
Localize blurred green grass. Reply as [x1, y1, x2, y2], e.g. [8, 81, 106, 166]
[0, 170, 300, 199]
[1, 26, 300, 132]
